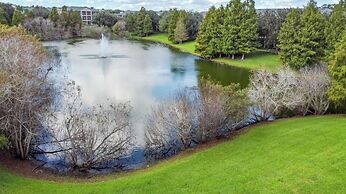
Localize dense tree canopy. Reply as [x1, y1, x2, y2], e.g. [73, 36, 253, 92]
[11, 8, 23, 26]
[0, 7, 7, 25]
[325, 0, 346, 52]
[278, 0, 326, 69]
[174, 17, 189, 44]
[48, 7, 59, 23]
[196, 0, 258, 59]
[93, 11, 118, 27]
[328, 32, 346, 106]
[125, 7, 157, 37]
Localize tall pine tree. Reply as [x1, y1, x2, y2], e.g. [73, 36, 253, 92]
[223, 0, 243, 59]
[174, 17, 189, 44]
[325, 0, 346, 52]
[49, 7, 59, 23]
[300, 0, 327, 65]
[278, 9, 304, 68]
[0, 7, 8, 25]
[168, 9, 179, 41]
[328, 32, 346, 106]
[136, 7, 146, 37]
[143, 14, 153, 37]
[279, 1, 326, 69]
[196, 6, 219, 58]
[12, 8, 23, 26]
[238, 0, 258, 60]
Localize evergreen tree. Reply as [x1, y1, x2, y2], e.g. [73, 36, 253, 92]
[174, 17, 189, 44]
[168, 9, 180, 41]
[278, 9, 304, 68]
[143, 14, 153, 36]
[136, 7, 146, 37]
[12, 8, 23, 26]
[0, 7, 8, 25]
[59, 6, 69, 28]
[49, 7, 59, 23]
[196, 6, 219, 58]
[325, 0, 346, 52]
[125, 13, 136, 32]
[300, 0, 327, 65]
[238, 0, 258, 60]
[328, 32, 346, 106]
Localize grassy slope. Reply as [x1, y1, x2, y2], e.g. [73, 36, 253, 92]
[142, 33, 281, 72]
[1, 115, 346, 194]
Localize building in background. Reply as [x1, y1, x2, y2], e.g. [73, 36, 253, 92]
[80, 8, 95, 24]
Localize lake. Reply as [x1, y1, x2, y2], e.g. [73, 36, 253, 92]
[42, 39, 250, 170]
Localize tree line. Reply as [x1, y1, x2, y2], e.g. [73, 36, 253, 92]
[196, 0, 258, 59]
[125, 8, 203, 43]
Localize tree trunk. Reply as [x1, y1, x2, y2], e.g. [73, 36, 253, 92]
[241, 54, 245, 60]
[232, 54, 235, 60]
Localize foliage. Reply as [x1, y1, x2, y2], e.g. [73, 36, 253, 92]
[174, 17, 188, 44]
[328, 32, 346, 106]
[195, 6, 220, 58]
[278, 0, 327, 69]
[28, 6, 50, 19]
[93, 11, 118, 27]
[0, 3, 14, 24]
[112, 20, 126, 37]
[143, 14, 153, 36]
[143, 34, 281, 71]
[0, 134, 7, 149]
[11, 8, 23, 26]
[257, 9, 290, 50]
[159, 11, 172, 33]
[325, 0, 346, 52]
[81, 25, 108, 38]
[0, 6, 8, 24]
[0, 24, 57, 159]
[196, 0, 258, 59]
[125, 13, 136, 32]
[48, 7, 59, 23]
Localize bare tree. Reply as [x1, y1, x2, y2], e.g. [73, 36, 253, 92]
[298, 65, 331, 115]
[50, 82, 133, 170]
[248, 65, 331, 120]
[145, 79, 249, 160]
[145, 89, 195, 160]
[0, 25, 57, 159]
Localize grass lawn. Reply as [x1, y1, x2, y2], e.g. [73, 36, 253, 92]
[142, 33, 281, 72]
[1, 115, 346, 194]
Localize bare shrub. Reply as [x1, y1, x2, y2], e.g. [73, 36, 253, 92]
[298, 65, 331, 115]
[248, 65, 331, 120]
[145, 79, 249, 160]
[0, 25, 57, 159]
[50, 82, 133, 170]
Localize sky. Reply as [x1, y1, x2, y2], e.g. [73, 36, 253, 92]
[0, 0, 339, 11]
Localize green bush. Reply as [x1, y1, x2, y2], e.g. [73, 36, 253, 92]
[0, 135, 7, 149]
[81, 25, 108, 39]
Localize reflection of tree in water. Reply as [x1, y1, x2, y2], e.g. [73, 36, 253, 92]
[170, 63, 186, 75]
[195, 59, 251, 88]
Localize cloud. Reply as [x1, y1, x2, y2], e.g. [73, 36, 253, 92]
[0, 0, 340, 11]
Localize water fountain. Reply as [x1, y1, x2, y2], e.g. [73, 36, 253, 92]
[100, 33, 110, 58]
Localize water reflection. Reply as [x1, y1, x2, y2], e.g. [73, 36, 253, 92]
[44, 39, 251, 145]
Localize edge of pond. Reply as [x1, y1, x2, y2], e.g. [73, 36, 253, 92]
[2, 115, 342, 183]
[129, 36, 261, 73]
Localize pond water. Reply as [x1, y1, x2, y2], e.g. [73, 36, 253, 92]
[42, 39, 251, 171]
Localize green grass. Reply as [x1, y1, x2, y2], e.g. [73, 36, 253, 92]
[1, 115, 346, 193]
[142, 33, 281, 72]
